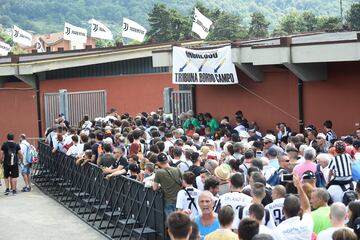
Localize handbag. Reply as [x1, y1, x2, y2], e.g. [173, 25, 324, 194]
[0, 163, 4, 179]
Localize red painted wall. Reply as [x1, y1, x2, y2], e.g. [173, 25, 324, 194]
[302, 62, 360, 136]
[196, 62, 360, 136]
[40, 73, 176, 129]
[0, 82, 37, 142]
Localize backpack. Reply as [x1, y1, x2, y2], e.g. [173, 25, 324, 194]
[267, 168, 287, 186]
[315, 164, 327, 188]
[341, 184, 357, 205]
[7, 143, 18, 166]
[29, 145, 38, 163]
[24, 143, 33, 164]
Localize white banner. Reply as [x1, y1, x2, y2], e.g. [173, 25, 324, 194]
[0, 40, 11, 56]
[192, 8, 212, 39]
[172, 46, 238, 85]
[90, 19, 113, 40]
[12, 25, 32, 47]
[63, 22, 87, 43]
[122, 18, 147, 42]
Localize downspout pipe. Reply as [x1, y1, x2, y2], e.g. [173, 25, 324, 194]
[35, 74, 42, 138]
[191, 85, 197, 115]
[298, 78, 304, 133]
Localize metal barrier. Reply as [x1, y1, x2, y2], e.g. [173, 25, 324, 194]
[33, 142, 166, 240]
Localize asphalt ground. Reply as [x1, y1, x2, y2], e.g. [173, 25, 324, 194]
[0, 176, 108, 240]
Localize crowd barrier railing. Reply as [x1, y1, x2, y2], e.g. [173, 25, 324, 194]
[32, 142, 166, 240]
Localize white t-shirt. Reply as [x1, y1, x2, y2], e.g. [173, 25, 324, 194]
[20, 140, 31, 165]
[219, 192, 252, 229]
[196, 175, 204, 191]
[259, 224, 273, 235]
[265, 198, 285, 227]
[273, 212, 314, 240]
[238, 205, 276, 230]
[164, 140, 173, 154]
[64, 134, 74, 146]
[66, 143, 84, 157]
[176, 187, 202, 219]
[317, 227, 353, 240]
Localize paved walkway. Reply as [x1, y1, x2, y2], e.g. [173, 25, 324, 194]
[0, 177, 108, 240]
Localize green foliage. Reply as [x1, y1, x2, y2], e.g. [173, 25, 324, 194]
[95, 39, 115, 48]
[248, 12, 270, 39]
[317, 16, 343, 32]
[273, 11, 342, 36]
[0, 29, 13, 45]
[147, 4, 192, 42]
[345, 3, 360, 30]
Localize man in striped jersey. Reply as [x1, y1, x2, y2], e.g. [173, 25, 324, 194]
[323, 120, 337, 143]
[328, 141, 353, 203]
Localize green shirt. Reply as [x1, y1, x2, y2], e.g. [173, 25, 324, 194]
[311, 206, 331, 234]
[182, 118, 201, 130]
[207, 118, 220, 135]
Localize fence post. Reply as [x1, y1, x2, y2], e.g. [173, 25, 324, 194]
[163, 87, 173, 114]
[59, 89, 69, 120]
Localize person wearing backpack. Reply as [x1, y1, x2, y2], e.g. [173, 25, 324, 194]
[0, 133, 23, 195]
[19, 134, 32, 192]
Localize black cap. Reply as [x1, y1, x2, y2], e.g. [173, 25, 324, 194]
[302, 170, 316, 180]
[157, 153, 168, 163]
[354, 140, 360, 149]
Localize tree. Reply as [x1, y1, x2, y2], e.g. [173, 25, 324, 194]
[300, 11, 318, 32]
[276, 11, 302, 35]
[345, 3, 360, 30]
[207, 11, 247, 41]
[248, 11, 270, 39]
[317, 16, 343, 32]
[147, 4, 191, 43]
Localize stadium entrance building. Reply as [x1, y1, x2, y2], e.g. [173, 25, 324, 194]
[0, 32, 359, 140]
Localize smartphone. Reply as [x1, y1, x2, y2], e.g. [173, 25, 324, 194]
[281, 174, 293, 182]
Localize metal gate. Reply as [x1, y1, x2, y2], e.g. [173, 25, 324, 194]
[44, 90, 107, 129]
[163, 88, 192, 126]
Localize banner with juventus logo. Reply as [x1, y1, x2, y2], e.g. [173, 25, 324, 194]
[89, 19, 113, 40]
[122, 18, 147, 43]
[63, 22, 87, 43]
[12, 25, 32, 47]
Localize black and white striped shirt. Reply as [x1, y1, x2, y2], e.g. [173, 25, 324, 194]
[329, 153, 352, 182]
[326, 130, 337, 143]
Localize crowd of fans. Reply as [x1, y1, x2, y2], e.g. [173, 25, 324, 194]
[44, 108, 360, 240]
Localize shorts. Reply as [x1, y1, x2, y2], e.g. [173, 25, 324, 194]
[3, 164, 19, 178]
[21, 163, 32, 175]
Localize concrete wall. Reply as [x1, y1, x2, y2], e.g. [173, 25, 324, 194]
[196, 62, 360, 136]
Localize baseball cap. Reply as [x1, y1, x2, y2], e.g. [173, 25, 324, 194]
[157, 153, 168, 163]
[316, 133, 326, 140]
[263, 134, 276, 143]
[205, 139, 215, 146]
[302, 170, 316, 180]
[353, 140, 360, 149]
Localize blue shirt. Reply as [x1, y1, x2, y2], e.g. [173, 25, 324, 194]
[194, 215, 220, 240]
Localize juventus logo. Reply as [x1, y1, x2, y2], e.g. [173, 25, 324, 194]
[93, 23, 98, 32]
[35, 42, 41, 49]
[123, 23, 129, 31]
[193, 13, 197, 22]
[65, 27, 71, 35]
[14, 30, 19, 37]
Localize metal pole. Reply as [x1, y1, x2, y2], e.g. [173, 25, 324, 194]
[298, 78, 304, 133]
